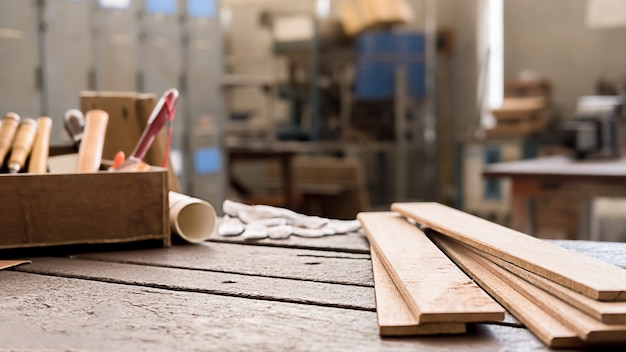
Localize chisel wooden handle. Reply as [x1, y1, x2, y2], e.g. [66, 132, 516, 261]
[0, 112, 20, 167]
[28, 117, 52, 174]
[76, 109, 109, 173]
[8, 118, 38, 173]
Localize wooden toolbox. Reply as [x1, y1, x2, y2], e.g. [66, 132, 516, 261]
[0, 160, 170, 250]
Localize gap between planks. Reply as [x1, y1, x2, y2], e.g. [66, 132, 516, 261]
[15, 258, 376, 313]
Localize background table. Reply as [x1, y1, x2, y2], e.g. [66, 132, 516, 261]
[2, 230, 626, 351]
[484, 156, 626, 240]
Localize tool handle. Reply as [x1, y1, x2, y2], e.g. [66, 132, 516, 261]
[130, 88, 178, 160]
[28, 117, 52, 174]
[8, 118, 38, 173]
[0, 112, 20, 166]
[76, 110, 109, 173]
[63, 109, 85, 146]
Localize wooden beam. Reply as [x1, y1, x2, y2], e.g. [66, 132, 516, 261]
[392, 202, 626, 301]
[370, 247, 466, 336]
[430, 234, 583, 348]
[358, 212, 504, 323]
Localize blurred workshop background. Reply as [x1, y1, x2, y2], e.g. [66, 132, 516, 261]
[1, 0, 625, 240]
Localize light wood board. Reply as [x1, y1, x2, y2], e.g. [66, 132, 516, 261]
[358, 212, 504, 323]
[370, 247, 466, 336]
[464, 246, 626, 343]
[430, 234, 583, 348]
[474, 248, 626, 325]
[0, 260, 31, 270]
[392, 202, 626, 301]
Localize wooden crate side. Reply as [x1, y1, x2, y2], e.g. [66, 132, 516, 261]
[0, 170, 169, 249]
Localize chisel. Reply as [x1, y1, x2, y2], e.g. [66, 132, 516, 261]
[76, 110, 109, 173]
[8, 118, 38, 173]
[0, 112, 20, 168]
[28, 117, 52, 174]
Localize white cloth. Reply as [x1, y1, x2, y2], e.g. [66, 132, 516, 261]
[218, 199, 361, 240]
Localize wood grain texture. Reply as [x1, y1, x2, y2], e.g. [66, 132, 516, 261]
[17, 257, 375, 311]
[208, 230, 370, 254]
[0, 169, 169, 249]
[474, 248, 626, 325]
[76, 241, 374, 286]
[358, 212, 504, 323]
[0, 271, 547, 352]
[370, 247, 466, 335]
[430, 235, 583, 348]
[392, 202, 626, 301]
[462, 246, 626, 343]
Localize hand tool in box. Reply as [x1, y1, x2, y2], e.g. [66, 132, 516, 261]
[0, 112, 20, 168]
[76, 110, 109, 173]
[63, 109, 85, 148]
[113, 88, 178, 171]
[28, 117, 52, 174]
[8, 118, 37, 173]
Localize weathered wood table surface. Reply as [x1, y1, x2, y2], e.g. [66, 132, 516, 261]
[2, 230, 626, 351]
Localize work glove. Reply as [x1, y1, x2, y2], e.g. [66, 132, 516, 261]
[217, 199, 362, 240]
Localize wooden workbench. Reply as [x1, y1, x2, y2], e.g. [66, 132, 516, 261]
[484, 155, 626, 240]
[2, 231, 626, 351]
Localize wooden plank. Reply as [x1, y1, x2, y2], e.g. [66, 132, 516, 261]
[16, 257, 375, 312]
[474, 248, 626, 324]
[0, 259, 31, 270]
[358, 212, 504, 323]
[76, 241, 374, 287]
[460, 247, 626, 343]
[392, 202, 626, 301]
[208, 230, 370, 254]
[370, 247, 466, 336]
[430, 234, 583, 348]
[0, 271, 550, 351]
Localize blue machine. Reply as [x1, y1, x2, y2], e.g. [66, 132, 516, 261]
[355, 31, 426, 100]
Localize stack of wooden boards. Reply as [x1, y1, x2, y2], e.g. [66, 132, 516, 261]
[358, 202, 626, 348]
[489, 96, 548, 137]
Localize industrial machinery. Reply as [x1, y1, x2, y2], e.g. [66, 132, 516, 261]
[561, 96, 623, 159]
